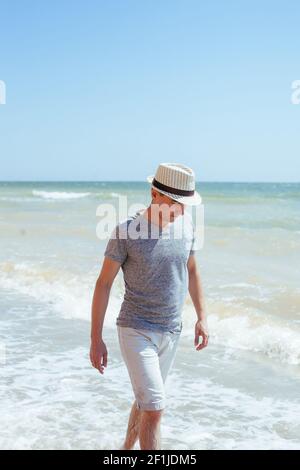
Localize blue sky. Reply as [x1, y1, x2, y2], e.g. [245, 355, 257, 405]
[0, 0, 299, 182]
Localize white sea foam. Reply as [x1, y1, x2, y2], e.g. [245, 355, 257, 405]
[1, 181, 299, 450]
[1, 261, 300, 365]
[0, 261, 121, 327]
[165, 370, 300, 450]
[1, 337, 299, 450]
[32, 190, 91, 200]
[183, 301, 300, 365]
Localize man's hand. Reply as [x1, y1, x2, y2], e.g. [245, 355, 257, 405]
[90, 339, 108, 374]
[194, 318, 209, 350]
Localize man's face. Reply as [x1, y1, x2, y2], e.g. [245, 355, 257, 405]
[151, 188, 185, 222]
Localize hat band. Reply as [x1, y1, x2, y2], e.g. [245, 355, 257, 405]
[152, 177, 195, 196]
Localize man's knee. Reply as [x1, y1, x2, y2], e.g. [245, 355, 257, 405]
[142, 409, 164, 421]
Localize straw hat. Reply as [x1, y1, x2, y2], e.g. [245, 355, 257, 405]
[146, 162, 202, 205]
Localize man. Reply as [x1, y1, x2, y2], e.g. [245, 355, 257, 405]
[90, 162, 209, 450]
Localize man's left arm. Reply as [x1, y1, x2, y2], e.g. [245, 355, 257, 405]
[187, 254, 209, 350]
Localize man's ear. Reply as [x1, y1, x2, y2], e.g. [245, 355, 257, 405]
[151, 187, 158, 200]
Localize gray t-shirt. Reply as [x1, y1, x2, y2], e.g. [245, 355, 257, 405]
[104, 209, 197, 333]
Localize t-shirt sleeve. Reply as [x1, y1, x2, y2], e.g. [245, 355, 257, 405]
[104, 224, 128, 265]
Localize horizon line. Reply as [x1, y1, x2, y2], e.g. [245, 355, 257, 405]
[0, 180, 299, 184]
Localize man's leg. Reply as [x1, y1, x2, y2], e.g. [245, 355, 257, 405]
[117, 326, 166, 450]
[136, 332, 180, 450]
[139, 409, 164, 450]
[120, 400, 141, 450]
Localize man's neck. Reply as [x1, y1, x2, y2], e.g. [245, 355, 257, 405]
[142, 205, 171, 229]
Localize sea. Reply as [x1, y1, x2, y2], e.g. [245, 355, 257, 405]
[0, 181, 299, 450]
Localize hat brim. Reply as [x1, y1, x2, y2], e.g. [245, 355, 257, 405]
[146, 175, 202, 206]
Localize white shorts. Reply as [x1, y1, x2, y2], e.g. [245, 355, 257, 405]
[117, 325, 181, 411]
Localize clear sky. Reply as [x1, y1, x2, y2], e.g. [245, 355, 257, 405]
[0, 0, 299, 182]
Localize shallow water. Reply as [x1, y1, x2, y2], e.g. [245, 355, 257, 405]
[0, 181, 299, 449]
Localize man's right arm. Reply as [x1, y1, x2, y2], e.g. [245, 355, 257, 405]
[89, 256, 121, 374]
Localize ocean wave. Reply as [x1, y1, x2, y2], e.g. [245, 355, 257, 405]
[0, 261, 122, 326]
[1, 260, 300, 365]
[32, 190, 91, 200]
[183, 298, 300, 365]
[0, 191, 124, 203]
